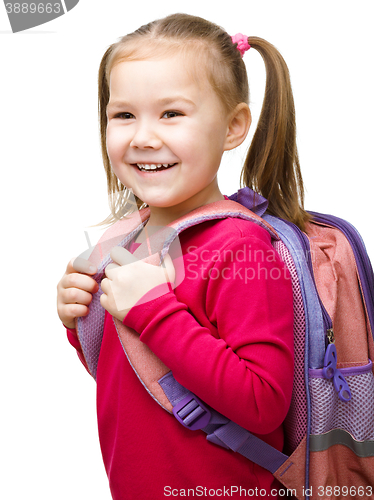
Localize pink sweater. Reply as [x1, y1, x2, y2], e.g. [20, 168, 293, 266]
[67, 214, 294, 499]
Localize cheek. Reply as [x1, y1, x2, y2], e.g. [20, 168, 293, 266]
[105, 130, 132, 186]
[172, 125, 206, 158]
[105, 133, 116, 162]
[106, 127, 126, 162]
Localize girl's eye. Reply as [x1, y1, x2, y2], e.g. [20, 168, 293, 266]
[162, 111, 183, 119]
[114, 112, 135, 119]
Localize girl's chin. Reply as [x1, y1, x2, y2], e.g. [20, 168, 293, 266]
[139, 198, 176, 208]
[130, 187, 183, 208]
[135, 193, 188, 210]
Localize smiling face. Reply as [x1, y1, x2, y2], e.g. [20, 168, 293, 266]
[105, 55, 235, 222]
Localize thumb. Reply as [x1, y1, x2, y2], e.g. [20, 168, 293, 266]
[70, 256, 97, 275]
[110, 245, 138, 266]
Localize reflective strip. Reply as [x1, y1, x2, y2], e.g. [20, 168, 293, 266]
[310, 430, 374, 457]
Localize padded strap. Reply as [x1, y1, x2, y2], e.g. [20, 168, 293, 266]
[158, 372, 289, 474]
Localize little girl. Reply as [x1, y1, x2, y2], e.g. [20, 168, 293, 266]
[57, 13, 307, 499]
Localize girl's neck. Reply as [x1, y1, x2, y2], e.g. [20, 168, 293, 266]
[146, 189, 225, 228]
[135, 188, 225, 243]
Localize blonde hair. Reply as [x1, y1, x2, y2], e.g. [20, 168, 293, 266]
[98, 13, 310, 230]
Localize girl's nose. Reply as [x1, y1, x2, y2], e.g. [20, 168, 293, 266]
[130, 122, 162, 149]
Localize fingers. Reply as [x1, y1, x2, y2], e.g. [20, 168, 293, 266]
[57, 275, 99, 328]
[104, 252, 176, 286]
[57, 255, 100, 327]
[57, 278, 97, 315]
[100, 277, 111, 295]
[110, 246, 138, 266]
[105, 262, 120, 280]
[67, 257, 97, 275]
[61, 271, 99, 295]
[58, 303, 90, 330]
[63, 287, 95, 306]
[100, 279, 114, 307]
[68, 303, 90, 319]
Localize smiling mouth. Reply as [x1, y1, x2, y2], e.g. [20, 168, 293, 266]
[133, 163, 177, 172]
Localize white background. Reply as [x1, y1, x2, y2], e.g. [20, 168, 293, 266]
[0, 1, 373, 498]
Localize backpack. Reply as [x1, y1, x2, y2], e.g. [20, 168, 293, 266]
[75, 187, 374, 500]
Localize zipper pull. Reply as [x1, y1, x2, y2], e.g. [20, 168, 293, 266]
[322, 341, 351, 403]
[326, 328, 335, 344]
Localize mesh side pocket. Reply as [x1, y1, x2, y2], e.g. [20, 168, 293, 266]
[309, 363, 374, 441]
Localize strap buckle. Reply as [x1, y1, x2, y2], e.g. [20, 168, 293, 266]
[172, 394, 211, 430]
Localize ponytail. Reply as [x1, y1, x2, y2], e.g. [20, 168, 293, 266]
[240, 37, 310, 232]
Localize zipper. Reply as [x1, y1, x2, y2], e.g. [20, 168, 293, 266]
[281, 219, 333, 334]
[281, 217, 353, 400]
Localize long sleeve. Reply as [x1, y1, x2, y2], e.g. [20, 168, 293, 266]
[66, 327, 90, 373]
[124, 224, 294, 435]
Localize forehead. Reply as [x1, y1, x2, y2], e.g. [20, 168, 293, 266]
[108, 39, 209, 80]
[108, 55, 217, 106]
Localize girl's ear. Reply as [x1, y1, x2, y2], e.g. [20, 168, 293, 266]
[224, 103, 252, 151]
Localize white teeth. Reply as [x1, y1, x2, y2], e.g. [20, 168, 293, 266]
[136, 163, 175, 171]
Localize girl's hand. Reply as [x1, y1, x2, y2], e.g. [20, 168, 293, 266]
[100, 246, 175, 322]
[57, 257, 99, 329]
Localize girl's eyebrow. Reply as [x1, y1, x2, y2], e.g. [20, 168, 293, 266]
[157, 96, 196, 108]
[106, 100, 131, 112]
[107, 96, 196, 111]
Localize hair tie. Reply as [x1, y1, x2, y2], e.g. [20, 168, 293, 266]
[231, 33, 251, 57]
